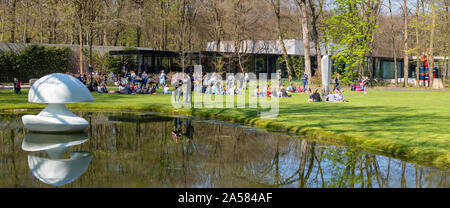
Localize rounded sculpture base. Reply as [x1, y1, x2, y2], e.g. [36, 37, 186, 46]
[22, 103, 88, 133]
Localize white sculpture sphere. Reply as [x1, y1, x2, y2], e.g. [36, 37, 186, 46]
[28, 73, 93, 103]
[22, 73, 94, 132]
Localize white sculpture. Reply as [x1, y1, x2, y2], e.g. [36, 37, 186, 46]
[22, 73, 94, 132]
[321, 55, 331, 95]
[22, 132, 92, 186]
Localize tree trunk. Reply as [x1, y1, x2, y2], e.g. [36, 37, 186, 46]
[179, 0, 186, 73]
[272, 0, 293, 81]
[9, 0, 17, 43]
[213, 5, 222, 51]
[297, 0, 312, 85]
[415, 0, 420, 86]
[79, 16, 84, 74]
[389, 0, 398, 86]
[89, 26, 93, 67]
[23, 7, 28, 43]
[136, 5, 142, 48]
[444, 1, 449, 82]
[429, 0, 436, 87]
[403, 0, 409, 88]
[308, 0, 324, 80]
[136, 27, 141, 47]
[0, 0, 5, 42]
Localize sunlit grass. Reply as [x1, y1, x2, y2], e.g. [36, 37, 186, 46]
[0, 88, 449, 167]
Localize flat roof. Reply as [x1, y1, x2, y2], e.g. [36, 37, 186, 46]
[109, 49, 179, 56]
[109, 49, 302, 57]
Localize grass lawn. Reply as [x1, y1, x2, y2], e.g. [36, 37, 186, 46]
[1, 89, 449, 167]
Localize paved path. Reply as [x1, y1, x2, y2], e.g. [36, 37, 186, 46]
[364, 88, 450, 92]
[0, 85, 30, 90]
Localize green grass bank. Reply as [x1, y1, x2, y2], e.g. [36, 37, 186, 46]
[1, 89, 449, 167]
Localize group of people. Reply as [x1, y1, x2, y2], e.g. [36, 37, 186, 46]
[308, 88, 347, 103]
[70, 72, 110, 94]
[306, 73, 348, 103]
[253, 85, 292, 97]
[62, 69, 363, 105]
[111, 70, 167, 95]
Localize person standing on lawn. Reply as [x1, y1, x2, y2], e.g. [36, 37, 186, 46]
[333, 73, 341, 92]
[159, 70, 166, 89]
[13, 78, 21, 94]
[301, 72, 308, 92]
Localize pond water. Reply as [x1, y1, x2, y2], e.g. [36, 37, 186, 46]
[0, 112, 448, 188]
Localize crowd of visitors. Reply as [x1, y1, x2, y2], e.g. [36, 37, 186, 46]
[66, 69, 160, 95]
[59, 69, 354, 104]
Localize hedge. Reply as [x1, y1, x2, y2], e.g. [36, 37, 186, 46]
[0, 45, 70, 83]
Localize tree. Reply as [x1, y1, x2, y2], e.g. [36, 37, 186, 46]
[224, 0, 256, 73]
[8, 0, 17, 43]
[73, 0, 87, 74]
[201, 0, 225, 49]
[308, 0, 325, 79]
[179, 0, 187, 72]
[324, 0, 380, 84]
[403, 0, 409, 87]
[295, 0, 312, 84]
[388, 0, 399, 86]
[267, 0, 293, 81]
[414, 0, 420, 86]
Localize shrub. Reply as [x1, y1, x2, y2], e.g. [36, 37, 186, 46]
[0, 45, 70, 83]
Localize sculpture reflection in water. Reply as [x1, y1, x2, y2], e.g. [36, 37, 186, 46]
[22, 132, 93, 187]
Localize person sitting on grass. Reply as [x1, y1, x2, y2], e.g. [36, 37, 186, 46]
[115, 83, 124, 94]
[163, 84, 171, 94]
[97, 82, 108, 93]
[280, 86, 292, 97]
[326, 92, 336, 102]
[147, 84, 156, 95]
[335, 89, 348, 102]
[308, 89, 322, 102]
[253, 86, 260, 97]
[296, 85, 302, 93]
[272, 88, 279, 97]
[266, 85, 272, 97]
[304, 87, 312, 93]
[130, 83, 136, 93]
[287, 83, 295, 93]
[124, 83, 132, 94]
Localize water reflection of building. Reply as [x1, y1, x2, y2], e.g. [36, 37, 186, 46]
[21, 132, 93, 187]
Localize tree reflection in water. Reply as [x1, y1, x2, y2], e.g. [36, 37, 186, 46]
[0, 112, 448, 188]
